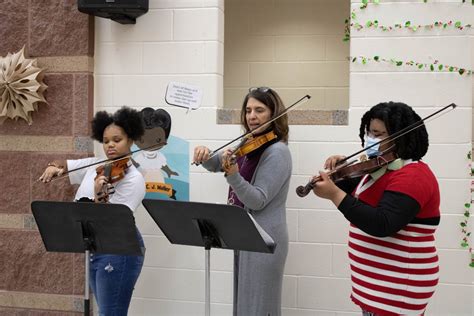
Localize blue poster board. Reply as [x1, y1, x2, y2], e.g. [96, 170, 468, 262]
[132, 135, 189, 201]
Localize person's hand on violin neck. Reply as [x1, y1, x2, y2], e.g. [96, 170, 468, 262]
[312, 171, 346, 207]
[94, 174, 109, 202]
[193, 146, 211, 164]
[221, 148, 239, 176]
[38, 160, 67, 183]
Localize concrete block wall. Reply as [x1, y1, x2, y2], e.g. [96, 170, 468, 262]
[94, 0, 474, 315]
[224, 0, 350, 111]
[346, 2, 474, 316]
[95, 1, 231, 314]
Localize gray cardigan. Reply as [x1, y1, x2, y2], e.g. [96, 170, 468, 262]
[202, 141, 292, 316]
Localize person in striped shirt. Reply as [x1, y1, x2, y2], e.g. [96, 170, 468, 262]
[311, 101, 440, 316]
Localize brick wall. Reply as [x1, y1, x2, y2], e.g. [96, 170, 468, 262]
[0, 0, 93, 314]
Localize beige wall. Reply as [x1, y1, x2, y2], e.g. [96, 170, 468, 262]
[224, 0, 350, 110]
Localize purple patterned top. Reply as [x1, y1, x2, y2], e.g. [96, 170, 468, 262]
[227, 155, 259, 207]
[227, 137, 278, 207]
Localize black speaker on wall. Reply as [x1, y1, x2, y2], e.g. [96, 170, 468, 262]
[78, 0, 149, 25]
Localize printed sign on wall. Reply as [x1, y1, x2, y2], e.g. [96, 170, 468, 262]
[133, 107, 189, 201]
[133, 135, 189, 201]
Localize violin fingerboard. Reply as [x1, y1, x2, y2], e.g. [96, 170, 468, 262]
[104, 164, 113, 178]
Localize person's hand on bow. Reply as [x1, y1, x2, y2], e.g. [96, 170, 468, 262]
[193, 146, 211, 164]
[39, 162, 65, 183]
[324, 155, 346, 171]
[312, 171, 346, 207]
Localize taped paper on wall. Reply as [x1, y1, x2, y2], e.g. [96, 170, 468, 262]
[165, 82, 202, 110]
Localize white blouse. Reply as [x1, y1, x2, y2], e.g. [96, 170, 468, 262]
[67, 157, 146, 213]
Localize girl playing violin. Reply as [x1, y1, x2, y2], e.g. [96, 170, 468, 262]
[39, 106, 146, 316]
[193, 87, 291, 316]
[312, 102, 440, 316]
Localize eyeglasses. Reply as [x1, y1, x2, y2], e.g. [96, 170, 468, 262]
[249, 87, 270, 93]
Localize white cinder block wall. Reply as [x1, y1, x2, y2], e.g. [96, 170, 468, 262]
[94, 0, 474, 315]
[224, 0, 350, 111]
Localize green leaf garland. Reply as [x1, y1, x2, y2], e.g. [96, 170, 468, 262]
[344, 19, 471, 41]
[350, 55, 472, 76]
[461, 151, 474, 268]
[345, 1, 474, 267]
[358, 0, 471, 10]
[345, 0, 473, 41]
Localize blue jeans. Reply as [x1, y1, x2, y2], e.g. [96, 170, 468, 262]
[89, 230, 144, 316]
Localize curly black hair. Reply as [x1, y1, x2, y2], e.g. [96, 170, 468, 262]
[91, 106, 145, 143]
[140, 107, 172, 139]
[359, 102, 429, 160]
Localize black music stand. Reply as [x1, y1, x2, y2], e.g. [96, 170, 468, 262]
[31, 201, 142, 316]
[142, 199, 275, 316]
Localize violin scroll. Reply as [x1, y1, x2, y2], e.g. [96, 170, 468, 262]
[296, 181, 316, 197]
[296, 173, 327, 197]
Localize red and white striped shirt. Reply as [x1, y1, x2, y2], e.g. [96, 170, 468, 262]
[349, 161, 440, 315]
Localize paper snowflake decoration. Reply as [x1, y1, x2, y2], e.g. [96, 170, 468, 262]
[0, 47, 47, 125]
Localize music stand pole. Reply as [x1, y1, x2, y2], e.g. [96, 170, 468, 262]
[142, 199, 276, 316]
[31, 201, 142, 316]
[79, 218, 95, 316]
[84, 249, 90, 316]
[205, 246, 210, 316]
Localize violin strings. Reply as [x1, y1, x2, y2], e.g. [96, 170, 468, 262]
[307, 159, 357, 188]
[206, 94, 311, 160]
[298, 104, 456, 197]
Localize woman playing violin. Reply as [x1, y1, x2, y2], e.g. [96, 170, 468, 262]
[312, 102, 440, 316]
[193, 87, 291, 316]
[39, 107, 146, 316]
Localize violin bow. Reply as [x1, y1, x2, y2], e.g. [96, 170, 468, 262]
[40, 140, 167, 182]
[335, 103, 457, 167]
[194, 94, 311, 164]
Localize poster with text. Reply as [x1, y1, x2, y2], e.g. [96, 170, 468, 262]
[133, 135, 189, 201]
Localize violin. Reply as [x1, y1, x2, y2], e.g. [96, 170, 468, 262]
[192, 94, 311, 165]
[233, 130, 277, 158]
[222, 130, 277, 171]
[94, 157, 132, 202]
[296, 152, 398, 197]
[95, 157, 131, 183]
[295, 102, 457, 198]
